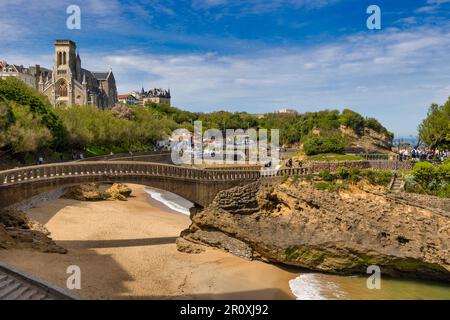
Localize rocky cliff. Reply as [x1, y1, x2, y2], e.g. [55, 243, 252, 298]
[340, 126, 393, 154]
[180, 181, 450, 281]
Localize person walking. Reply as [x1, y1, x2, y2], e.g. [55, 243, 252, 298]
[286, 158, 292, 168]
[404, 149, 409, 161]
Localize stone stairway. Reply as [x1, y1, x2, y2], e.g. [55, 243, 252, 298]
[0, 263, 79, 300]
[390, 174, 404, 193]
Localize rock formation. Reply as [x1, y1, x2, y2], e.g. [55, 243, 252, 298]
[63, 183, 133, 201]
[180, 181, 450, 281]
[0, 208, 66, 254]
[341, 126, 393, 154]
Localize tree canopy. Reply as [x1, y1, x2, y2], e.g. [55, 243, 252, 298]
[0, 76, 394, 159]
[418, 98, 450, 149]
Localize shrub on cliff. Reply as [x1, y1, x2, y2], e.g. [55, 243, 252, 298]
[303, 135, 346, 155]
[361, 170, 393, 187]
[339, 109, 365, 135]
[412, 162, 438, 190]
[0, 77, 65, 149]
[319, 170, 334, 181]
[315, 168, 392, 189]
[406, 161, 450, 198]
[335, 167, 350, 180]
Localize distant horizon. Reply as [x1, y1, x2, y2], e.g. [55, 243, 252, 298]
[2, 0, 450, 137]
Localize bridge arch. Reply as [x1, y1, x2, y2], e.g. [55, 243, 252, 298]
[0, 162, 287, 210]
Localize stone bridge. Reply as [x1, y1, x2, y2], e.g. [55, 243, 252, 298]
[0, 162, 308, 209]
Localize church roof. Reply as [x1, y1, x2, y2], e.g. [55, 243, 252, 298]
[92, 71, 110, 80]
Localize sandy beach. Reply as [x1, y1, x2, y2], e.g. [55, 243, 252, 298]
[0, 184, 298, 300]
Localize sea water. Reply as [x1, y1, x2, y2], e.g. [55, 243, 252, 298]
[144, 187, 194, 216]
[289, 273, 450, 300]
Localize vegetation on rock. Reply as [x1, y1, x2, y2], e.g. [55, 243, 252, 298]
[313, 167, 393, 192]
[303, 135, 347, 155]
[404, 160, 450, 198]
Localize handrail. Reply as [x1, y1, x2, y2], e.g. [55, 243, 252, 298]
[0, 161, 270, 185]
[0, 161, 313, 187]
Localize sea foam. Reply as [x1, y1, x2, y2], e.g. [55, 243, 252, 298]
[289, 274, 346, 300]
[144, 187, 194, 216]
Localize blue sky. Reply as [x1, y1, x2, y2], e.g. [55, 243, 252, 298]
[1, 0, 450, 136]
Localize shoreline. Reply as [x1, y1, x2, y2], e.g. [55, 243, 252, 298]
[0, 184, 298, 300]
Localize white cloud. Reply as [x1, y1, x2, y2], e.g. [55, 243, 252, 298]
[192, 0, 339, 12]
[3, 24, 450, 136]
[49, 25, 448, 136]
[1, 2, 450, 136]
[427, 0, 450, 4]
[416, 0, 450, 13]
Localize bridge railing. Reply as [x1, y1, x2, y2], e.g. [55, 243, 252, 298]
[0, 161, 273, 186]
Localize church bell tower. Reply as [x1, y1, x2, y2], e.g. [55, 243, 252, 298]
[53, 40, 77, 106]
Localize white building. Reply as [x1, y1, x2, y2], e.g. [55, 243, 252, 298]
[277, 108, 298, 115]
[118, 94, 138, 105]
[0, 61, 41, 89]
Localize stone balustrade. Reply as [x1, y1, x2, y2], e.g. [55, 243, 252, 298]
[0, 161, 259, 185]
[0, 161, 311, 208]
[0, 162, 313, 187]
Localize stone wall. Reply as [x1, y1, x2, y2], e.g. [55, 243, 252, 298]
[306, 160, 412, 173]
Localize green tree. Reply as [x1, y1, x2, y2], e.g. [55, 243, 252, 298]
[0, 77, 66, 149]
[339, 109, 366, 135]
[303, 135, 346, 155]
[418, 99, 450, 149]
[5, 102, 52, 154]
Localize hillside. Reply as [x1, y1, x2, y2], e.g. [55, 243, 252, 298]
[0, 77, 394, 165]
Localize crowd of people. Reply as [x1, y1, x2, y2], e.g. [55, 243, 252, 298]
[398, 148, 449, 162]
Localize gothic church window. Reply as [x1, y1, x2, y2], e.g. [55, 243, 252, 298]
[56, 79, 68, 97]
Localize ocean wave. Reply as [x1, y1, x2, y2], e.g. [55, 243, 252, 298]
[289, 274, 346, 300]
[144, 187, 194, 216]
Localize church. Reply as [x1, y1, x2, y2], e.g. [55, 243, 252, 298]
[38, 40, 118, 108]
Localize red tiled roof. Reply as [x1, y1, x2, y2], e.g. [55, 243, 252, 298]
[118, 94, 133, 99]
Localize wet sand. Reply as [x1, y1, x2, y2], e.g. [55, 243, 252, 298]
[0, 184, 298, 300]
